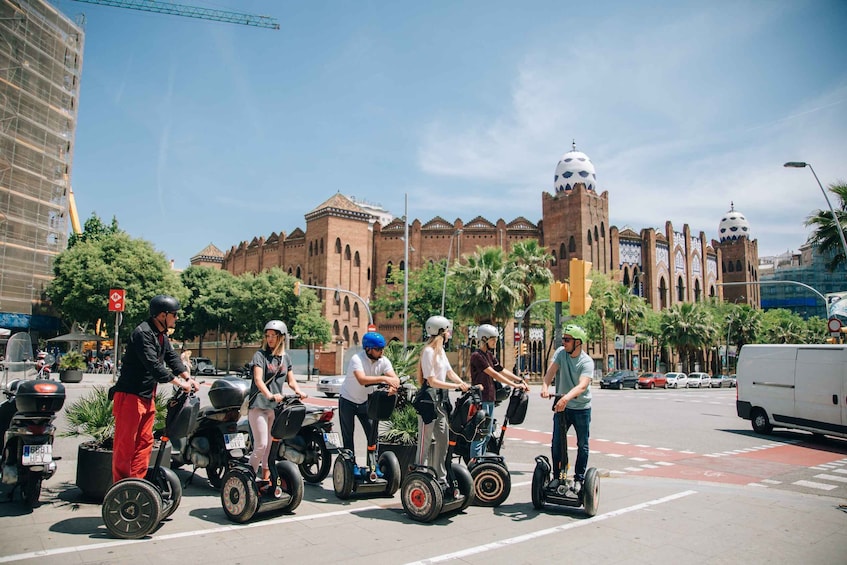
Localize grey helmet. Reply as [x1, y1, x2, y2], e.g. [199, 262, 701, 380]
[476, 324, 498, 340]
[264, 320, 287, 335]
[425, 315, 451, 338]
[149, 294, 180, 317]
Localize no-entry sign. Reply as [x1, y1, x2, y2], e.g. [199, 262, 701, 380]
[108, 289, 126, 312]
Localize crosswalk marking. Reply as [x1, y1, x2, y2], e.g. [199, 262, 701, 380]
[793, 480, 837, 491]
[814, 474, 847, 484]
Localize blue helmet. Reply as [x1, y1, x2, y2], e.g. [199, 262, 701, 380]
[362, 331, 386, 350]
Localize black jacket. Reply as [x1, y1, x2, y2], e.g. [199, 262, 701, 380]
[115, 319, 186, 399]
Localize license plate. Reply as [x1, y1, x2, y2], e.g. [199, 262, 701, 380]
[22, 444, 52, 466]
[224, 433, 248, 450]
[323, 432, 340, 449]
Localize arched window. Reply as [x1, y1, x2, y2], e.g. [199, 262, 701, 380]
[287, 267, 292, 275]
[386, 261, 393, 283]
[335, 238, 342, 253]
[559, 243, 567, 262]
[343, 326, 350, 344]
[587, 230, 593, 245]
[343, 296, 350, 313]
[600, 222, 605, 238]
[569, 236, 576, 253]
[320, 238, 324, 254]
[352, 332, 360, 346]
[722, 261, 726, 274]
[735, 259, 742, 272]
[694, 279, 702, 302]
[551, 250, 557, 266]
[309, 242, 313, 257]
[728, 262, 735, 272]
[594, 226, 599, 241]
[677, 276, 685, 302]
[333, 320, 340, 335]
[399, 260, 405, 271]
[367, 267, 371, 280]
[659, 277, 668, 309]
[344, 244, 351, 260]
[353, 303, 360, 319]
[296, 266, 301, 278]
[354, 251, 361, 267]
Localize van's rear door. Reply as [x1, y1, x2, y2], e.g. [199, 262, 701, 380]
[794, 347, 846, 434]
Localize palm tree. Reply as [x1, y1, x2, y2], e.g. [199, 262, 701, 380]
[508, 240, 553, 308]
[804, 182, 847, 272]
[660, 302, 716, 372]
[452, 246, 524, 325]
[602, 284, 648, 370]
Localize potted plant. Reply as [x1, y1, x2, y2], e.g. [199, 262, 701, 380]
[58, 351, 86, 383]
[63, 386, 171, 501]
[376, 341, 422, 480]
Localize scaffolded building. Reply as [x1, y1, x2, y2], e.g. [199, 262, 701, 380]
[0, 0, 83, 332]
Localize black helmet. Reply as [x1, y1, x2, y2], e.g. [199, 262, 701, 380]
[149, 294, 180, 317]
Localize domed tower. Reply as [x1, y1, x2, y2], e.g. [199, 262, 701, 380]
[716, 203, 759, 306]
[541, 142, 610, 281]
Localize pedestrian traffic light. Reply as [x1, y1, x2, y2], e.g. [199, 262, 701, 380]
[569, 258, 593, 316]
[549, 281, 569, 303]
[293, 281, 300, 296]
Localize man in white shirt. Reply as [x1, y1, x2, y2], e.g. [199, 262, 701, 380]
[339, 332, 400, 464]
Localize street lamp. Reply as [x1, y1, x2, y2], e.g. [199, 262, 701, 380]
[784, 161, 847, 272]
[440, 228, 463, 316]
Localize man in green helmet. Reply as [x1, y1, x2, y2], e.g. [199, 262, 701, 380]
[541, 324, 594, 490]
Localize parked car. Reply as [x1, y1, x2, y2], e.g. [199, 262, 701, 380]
[190, 356, 218, 376]
[688, 372, 711, 388]
[637, 372, 667, 389]
[317, 374, 345, 397]
[725, 374, 737, 387]
[600, 370, 639, 390]
[665, 372, 689, 389]
[709, 374, 728, 388]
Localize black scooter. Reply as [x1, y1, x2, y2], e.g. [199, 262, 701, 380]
[220, 396, 305, 523]
[101, 388, 194, 538]
[531, 405, 599, 516]
[400, 387, 476, 522]
[454, 386, 528, 507]
[332, 386, 401, 499]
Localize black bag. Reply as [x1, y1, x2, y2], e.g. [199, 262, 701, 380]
[505, 388, 529, 425]
[165, 391, 199, 438]
[412, 384, 439, 425]
[271, 397, 306, 440]
[367, 389, 397, 421]
[449, 390, 487, 441]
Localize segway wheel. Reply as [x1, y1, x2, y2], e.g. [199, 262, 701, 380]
[531, 463, 548, 510]
[452, 463, 475, 512]
[471, 461, 511, 507]
[582, 467, 600, 517]
[220, 468, 258, 523]
[332, 455, 355, 500]
[401, 472, 443, 523]
[275, 460, 304, 512]
[102, 478, 163, 539]
[146, 466, 182, 519]
[378, 450, 401, 496]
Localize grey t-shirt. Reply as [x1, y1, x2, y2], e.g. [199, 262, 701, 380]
[249, 348, 292, 410]
[552, 348, 594, 410]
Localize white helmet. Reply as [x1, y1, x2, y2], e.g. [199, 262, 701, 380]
[264, 320, 287, 335]
[425, 315, 451, 338]
[476, 324, 498, 340]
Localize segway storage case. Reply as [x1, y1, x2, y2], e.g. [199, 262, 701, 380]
[209, 377, 250, 409]
[271, 398, 306, 440]
[505, 389, 529, 425]
[367, 389, 397, 421]
[15, 379, 65, 414]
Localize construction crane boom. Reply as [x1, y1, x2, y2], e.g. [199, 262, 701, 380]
[72, 0, 280, 29]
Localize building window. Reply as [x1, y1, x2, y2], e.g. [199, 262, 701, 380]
[354, 251, 361, 267]
[344, 296, 350, 313]
[569, 237, 576, 253]
[735, 259, 742, 272]
[386, 261, 393, 283]
[320, 238, 324, 254]
[345, 244, 351, 260]
[335, 238, 342, 253]
[559, 243, 566, 262]
[677, 276, 685, 302]
[309, 242, 313, 257]
[587, 230, 592, 245]
[399, 260, 405, 271]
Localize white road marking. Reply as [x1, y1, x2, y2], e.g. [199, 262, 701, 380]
[793, 480, 837, 491]
[404, 491, 697, 565]
[814, 474, 847, 484]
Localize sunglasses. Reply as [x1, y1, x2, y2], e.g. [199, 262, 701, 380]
[167, 311, 179, 318]
[562, 337, 574, 343]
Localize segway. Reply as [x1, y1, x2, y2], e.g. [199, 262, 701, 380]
[463, 385, 528, 507]
[400, 387, 476, 522]
[102, 388, 198, 539]
[220, 396, 305, 523]
[531, 405, 599, 517]
[333, 386, 401, 499]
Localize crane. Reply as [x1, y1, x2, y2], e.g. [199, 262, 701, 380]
[71, 0, 280, 29]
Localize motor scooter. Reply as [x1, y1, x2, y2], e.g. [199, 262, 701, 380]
[170, 376, 252, 488]
[0, 333, 65, 506]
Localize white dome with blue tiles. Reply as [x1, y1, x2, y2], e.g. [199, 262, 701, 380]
[554, 144, 596, 193]
[718, 203, 751, 242]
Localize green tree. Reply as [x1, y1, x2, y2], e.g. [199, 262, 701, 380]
[67, 213, 120, 249]
[371, 260, 452, 336]
[452, 246, 523, 325]
[660, 302, 716, 372]
[179, 266, 244, 360]
[600, 284, 649, 370]
[47, 230, 184, 340]
[804, 182, 847, 272]
[236, 268, 300, 341]
[292, 289, 332, 378]
[508, 240, 553, 308]
[760, 308, 807, 344]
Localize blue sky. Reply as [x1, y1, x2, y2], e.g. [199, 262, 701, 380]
[55, 0, 847, 269]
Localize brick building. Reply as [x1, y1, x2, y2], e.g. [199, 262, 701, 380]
[204, 146, 759, 348]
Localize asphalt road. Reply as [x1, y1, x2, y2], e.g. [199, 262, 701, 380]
[0, 376, 845, 564]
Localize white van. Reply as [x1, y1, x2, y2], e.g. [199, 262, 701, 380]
[736, 344, 847, 439]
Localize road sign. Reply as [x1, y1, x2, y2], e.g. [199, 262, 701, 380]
[828, 317, 842, 338]
[514, 309, 525, 321]
[367, 323, 376, 332]
[108, 289, 125, 312]
[514, 330, 521, 342]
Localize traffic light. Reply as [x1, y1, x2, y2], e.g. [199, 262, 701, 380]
[293, 281, 300, 296]
[549, 281, 569, 302]
[520, 342, 527, 356]
[569, 258, 593, 316]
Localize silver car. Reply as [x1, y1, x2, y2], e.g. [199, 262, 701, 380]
[665, 372, 689, 389]
[317, 375, 345, 398]
[688, 372, 711, 389]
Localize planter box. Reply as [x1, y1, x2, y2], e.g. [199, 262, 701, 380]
[59, 369, 83, 383]
[378, 443, 417, 482]
[76, 441, 172, 502]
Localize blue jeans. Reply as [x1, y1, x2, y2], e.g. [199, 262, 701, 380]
[551, 407, 591, 482]
[470, 401, 495, 458]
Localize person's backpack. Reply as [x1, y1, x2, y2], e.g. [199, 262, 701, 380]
[449, 389, 488, 441]
[412, 384, 439, 424]
[165, 390, 200, 438]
